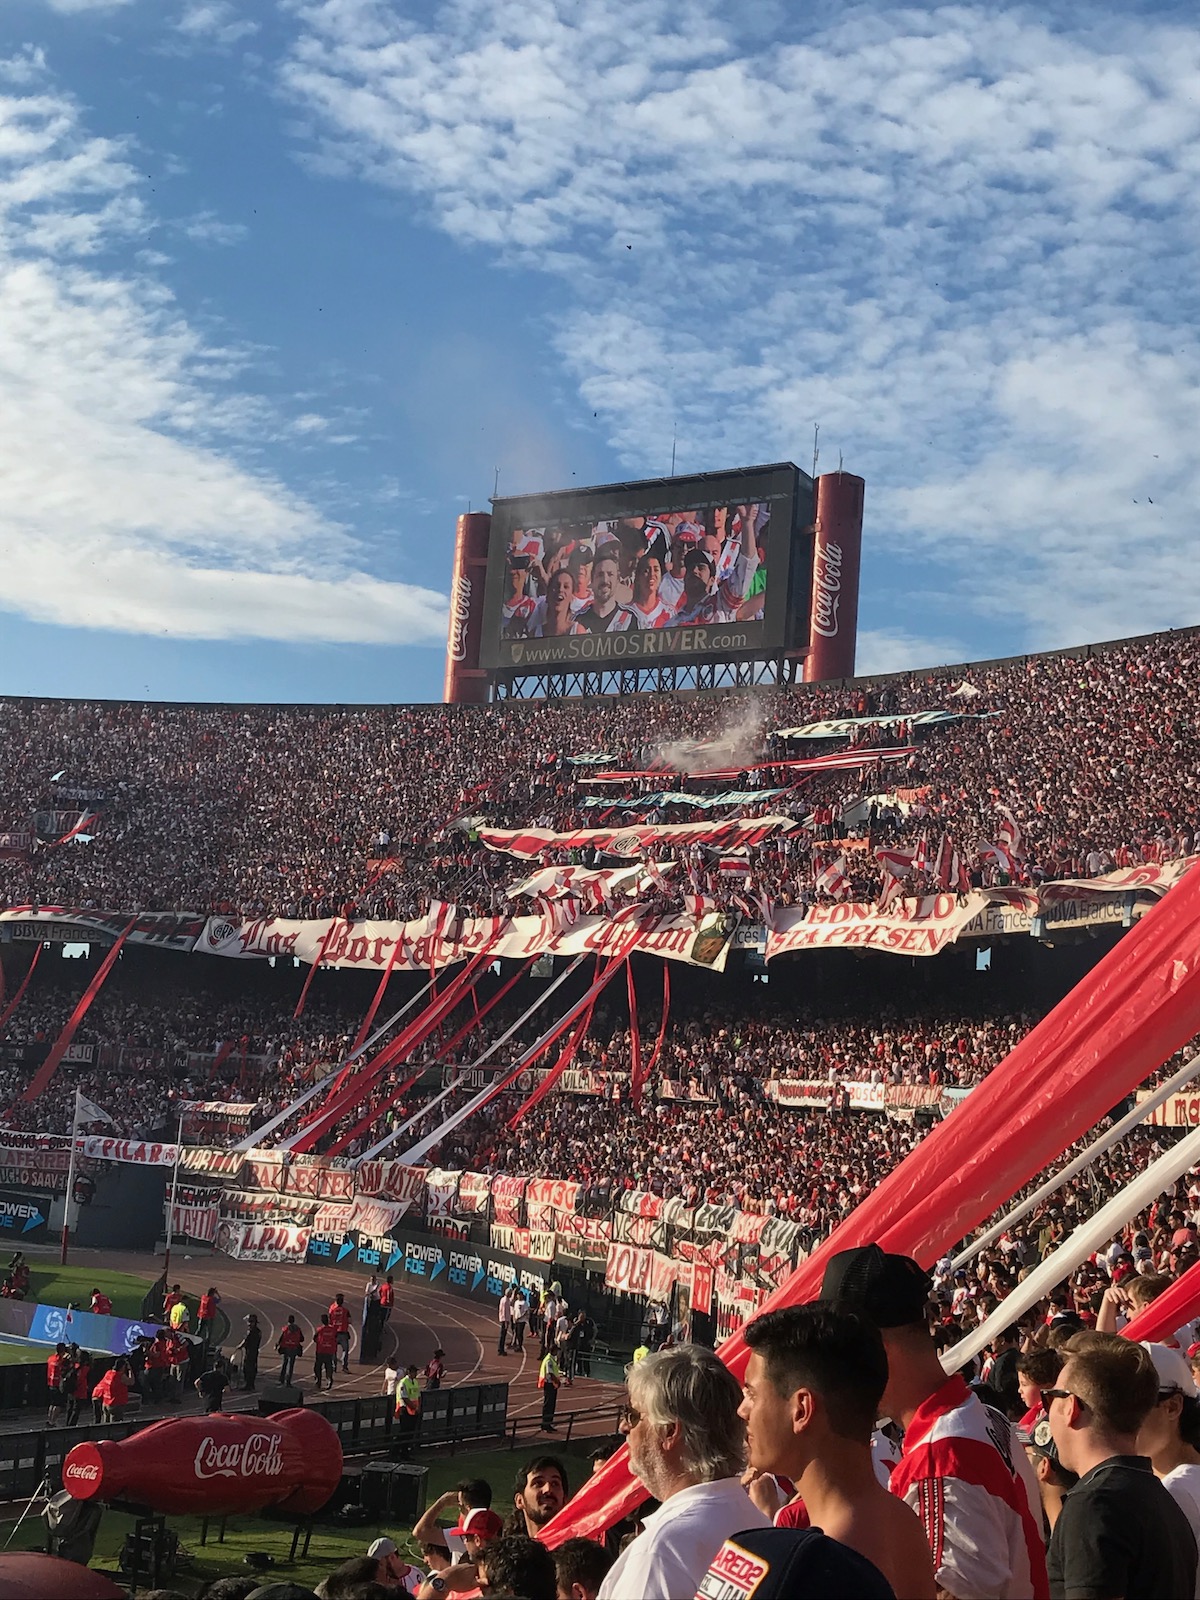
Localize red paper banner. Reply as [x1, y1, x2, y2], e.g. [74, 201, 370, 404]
[21, 921, 136, 1102]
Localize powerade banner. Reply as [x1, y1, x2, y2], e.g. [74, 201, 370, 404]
[306, 1224, 548, 1306]
[0, 1188, 50, 1240]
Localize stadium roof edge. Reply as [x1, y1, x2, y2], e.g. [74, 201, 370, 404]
[488, 460, 810, 506]
[1, 619, 1197, 714]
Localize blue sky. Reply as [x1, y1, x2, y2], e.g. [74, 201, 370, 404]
[2, 0, 1199, 704]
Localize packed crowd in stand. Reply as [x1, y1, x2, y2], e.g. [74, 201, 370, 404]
[1, 626, 1198, 922]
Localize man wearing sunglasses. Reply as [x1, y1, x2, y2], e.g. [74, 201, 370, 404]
[1045, 1332, 1197, 1599]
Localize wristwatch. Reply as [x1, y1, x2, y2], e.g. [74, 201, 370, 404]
[429, 1580, 447, 1594]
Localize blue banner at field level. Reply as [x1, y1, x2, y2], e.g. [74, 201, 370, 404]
[14, 1300, 164, 1356]
[306, 1224, 548, 1308]
[0, 1187, 50, 1241]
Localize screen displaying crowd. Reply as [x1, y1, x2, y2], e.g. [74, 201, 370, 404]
[500, 502, 770, 642]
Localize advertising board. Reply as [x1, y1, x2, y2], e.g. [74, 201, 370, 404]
[305, 1225, 548, 1307]
[481, 463, 806, 673]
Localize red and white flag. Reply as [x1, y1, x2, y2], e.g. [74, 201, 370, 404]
[979, 839, 1015, 874]
[877, 869, 905, 911]
[874, 844, 918, 875]
[997, 805, 1024, 861]
[933, 834, 955, 891]
[815, 856, 851, 898]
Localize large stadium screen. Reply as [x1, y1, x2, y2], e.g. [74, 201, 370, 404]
[479, 463, 806, 673]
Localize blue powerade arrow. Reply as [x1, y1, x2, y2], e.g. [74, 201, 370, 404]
[22, 1209, 43, 1234]
[337, 1234, 355, 1262]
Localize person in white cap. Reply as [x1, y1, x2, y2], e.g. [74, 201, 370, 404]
[1139, 1341, 1200, 1595]
[364, 1536, 425, 1595]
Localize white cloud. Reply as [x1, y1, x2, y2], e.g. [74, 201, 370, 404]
[856, 628, 969, 678]
[0, 60, 447, 646]
[178, 209, 248, 245]
[41, 0, 134, 12]
[175, 2, 258, 47]
[281, 0, 1200, 652]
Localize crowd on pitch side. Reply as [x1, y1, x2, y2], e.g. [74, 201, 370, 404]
[0, 627, 1198, 923]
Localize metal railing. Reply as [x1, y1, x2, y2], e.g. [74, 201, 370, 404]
[505, 1400, 625, 1449]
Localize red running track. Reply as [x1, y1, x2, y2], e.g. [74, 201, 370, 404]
[87, 1250, 620, 1432]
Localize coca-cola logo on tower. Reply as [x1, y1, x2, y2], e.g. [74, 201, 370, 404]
[449, 575, 473, 662]
[64, 1461, 99, 1483]
[812, 538, 842, 639]
[194, 1431, 284, 1482]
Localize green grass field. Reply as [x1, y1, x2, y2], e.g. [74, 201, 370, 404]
[0, 1438, 604, 1594]
[0, 1263, 161, 1366]
[24, 1264, 156, 1322]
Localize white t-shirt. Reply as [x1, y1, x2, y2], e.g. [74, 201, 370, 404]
[596, 1476, 770, 1600]
[1162, 1463, 1200, 1599]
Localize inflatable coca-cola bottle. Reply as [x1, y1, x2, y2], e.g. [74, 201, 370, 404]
[62, 1408, 342, 1517]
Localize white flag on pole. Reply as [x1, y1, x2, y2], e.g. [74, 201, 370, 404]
[75, 1090, 114, 1126]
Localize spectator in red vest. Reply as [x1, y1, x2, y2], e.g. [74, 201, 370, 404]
[92, 1359, 130, 1423]
[328, 1293, 352, 1372]
[197, 1286, 221, 1346]
[89, 1288, 112, 1316]
[276, 1314, 304, 1386]
[313, 1314, 338, 1390]
[379, 1275, 395, 1323]
[143, 1330, 170, 1404]
[165, 1330, 190, 1395]
[45, 1343, 68, 1428]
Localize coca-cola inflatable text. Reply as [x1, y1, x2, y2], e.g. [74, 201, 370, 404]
[62, 1408, 342, 1517]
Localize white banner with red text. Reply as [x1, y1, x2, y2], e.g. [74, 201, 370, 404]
[217, 1220, 310, 1263]
[604, 1242, 679, 1300]
[76, 1137, 179, 1167]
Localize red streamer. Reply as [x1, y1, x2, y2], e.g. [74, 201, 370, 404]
[324, 1071, 422, 1160]
[625, 960, 642, 1108]
[452, 940, 638, 1133]
[207, 1038, 236, 1083]
[0, 944, 41, 1036]
[21, 920, 136, 1102]
[290, 937, 504, 1154]
[1122, 1262, 1200, 1345]
[351, 932, 407, 1055]
[542, 862, 1200, 1545]
[293, 919, 344, 1020]
[506, 999, 595, 1130]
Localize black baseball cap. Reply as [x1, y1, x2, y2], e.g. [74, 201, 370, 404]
[1024, 1415, 1079, 1485]
[820, 1244, 931, 1328]
[696, 1528, 895, 1599]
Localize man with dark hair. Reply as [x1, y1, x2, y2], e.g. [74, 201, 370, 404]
[553, 1536, 615, 1600]
[1023, 1416, 1077, 1533]
[740, 1304, 934, 1598]
[511, 1456, 568, 1536]
[575, 550, 633, 634]
[413, 1478, 495, 1550]
[823, 1243, 1048, 1600]
[1046, 1330, 1197, 1599]
[477, 1536, 557, 1600]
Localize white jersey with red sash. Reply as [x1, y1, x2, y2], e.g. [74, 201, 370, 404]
[890, 1374, 1048, 1600]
